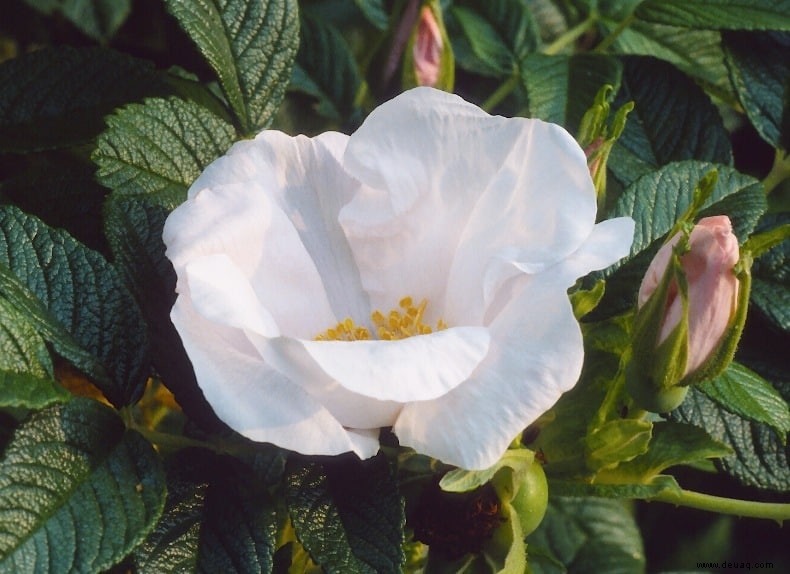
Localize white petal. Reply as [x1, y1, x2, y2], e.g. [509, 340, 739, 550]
[170, 292, 376, 458]
[185, 254, 279, 337]
[262, 327, 490, 403]
[393, 279, 583, 470]
[339, 87, 597, 323]
[164, 131, 370, 338]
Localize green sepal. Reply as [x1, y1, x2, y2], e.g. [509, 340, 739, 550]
[570, 279, 605, 320]
[401, 0, 455, 92]
[626, 239, 692, 412]
[584, 419, 653, 472]
[576, 84, 633, 206]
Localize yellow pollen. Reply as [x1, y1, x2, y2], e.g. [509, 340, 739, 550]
[314, 297, 447, 341]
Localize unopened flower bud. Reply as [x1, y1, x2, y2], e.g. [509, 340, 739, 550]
[627, 216, 750, 412]
[413, 6, 443, 87]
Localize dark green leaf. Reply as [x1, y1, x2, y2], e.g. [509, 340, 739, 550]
[669, 387, 790, 491]
[609, 56, 733, 188]
[724, 31, 790, 149]
[698, 362, 790, 436]
[522, 54, 622, 134]
[526, 497, 645, 574]
[134, 449, 278, 574]
[0, 47, 170, 153]
[23, 0, 132, 41]
[0, 158, 108, 252]
[549, 475, 681, 500]
[595, 421, 732, 484]
[751, 214, 790, 331]
[286, 454, 405, 574]
[102, 194, 223, 430]
[290, 15, 363, 123]
[593, 161, 766, 318]
[449, 0, 539, 77]
[353, 0, 388, 30]
[635, 0, 790, 31]
[605, 21, 736, 105]
[93, 97, 237, 208]
[0, 398, 166, 573]
[0, 206, 149, 407]
[0, 297, 69, 409]
[164, 0, 299, 133]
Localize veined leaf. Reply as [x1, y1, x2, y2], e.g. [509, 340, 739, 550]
[522, 54, 622, 134]
[609, 56, 732, 188]
[699, 362, 790, 436]
[0, 47, 169, 153]
[526, 497, 645, 574]
[164, 0, 299, 134]
[0, 206, 149, 407]
[290, 15, 363, 124]
[0, 297, 69, 409]
[0, 398, 166, 573]
[93, 97, 237, 208]
[23, 0, 132, 41]
[593, 160, 766, 318]
[134, 449, 279, 573]
[670, 386, 790, 491]
[448, 0, 539, 77]
[724, 31, 790, 149]
[286, 454, 405, 574]
[635, 0, 790, 31]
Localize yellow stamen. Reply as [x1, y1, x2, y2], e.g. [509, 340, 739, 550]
[314, 296, 447, 341]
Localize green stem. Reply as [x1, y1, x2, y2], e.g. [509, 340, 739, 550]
[651, 487, 790, 523]
[131, 426, 262, 457]
[762, 149, 790, 195]
[481, 74, 520, 112]
[543, 14, 597, 55]
[594, 14, 635, 53]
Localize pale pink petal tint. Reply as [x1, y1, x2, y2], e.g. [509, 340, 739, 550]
[639, 216, 740, 375]
[414, 6, 443, 87]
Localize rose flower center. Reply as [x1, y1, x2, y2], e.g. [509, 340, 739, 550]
[314, 296, 448, 341]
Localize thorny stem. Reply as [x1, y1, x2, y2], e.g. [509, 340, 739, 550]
[762, 149, 790, 195]
[651, 487, 790, 523]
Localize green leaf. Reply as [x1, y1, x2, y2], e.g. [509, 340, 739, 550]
[290, 15, 363, 123]
[164, 0, 299, 134]
[134, 449, 278, 574]
[605, 21, 736, 105]
[440, 449, 535, 493]
[0, 206, 149, 407]
[521, 54, 622, 134]
[0, 398, 166, 573]
[596, 421, 732, 484]
[23, 0, 132, 41]
[526, 497, 645, 574]
[698, 362, 790, 436]
[0, 46, 169, 153]
[449, 0, 539, 77]
[549, 475, 682, 500]
[608, 56, 732, 188]
[750, 214, 790, 331]
[584, 419, 653, 471]
[285, 454, 405, 574]
[593, 161, 767, 319]
[353, 0, 388, 30]
[669, 387, 790, 491]
[635, 0, 790, 31]
[102, 194, 224, 430]
[93, 97, 237, 208]
[724, 31, 790, 149]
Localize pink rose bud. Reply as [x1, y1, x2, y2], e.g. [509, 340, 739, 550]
[413, 6, 443, 87]
[639, 216, 740, 376]
[627, 215, 750, 413]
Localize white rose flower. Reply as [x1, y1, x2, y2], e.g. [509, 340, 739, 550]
[163, 87, 634, 470]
